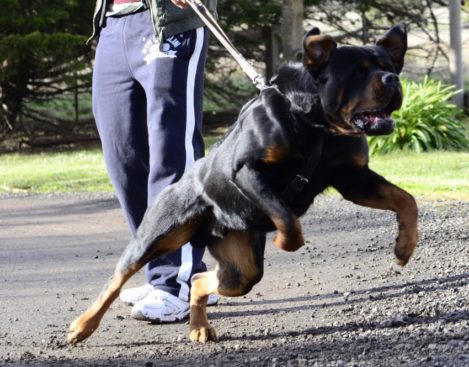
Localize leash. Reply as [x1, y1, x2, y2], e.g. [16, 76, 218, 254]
[186, 0, 266, 90]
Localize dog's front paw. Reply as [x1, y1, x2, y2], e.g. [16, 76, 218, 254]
[189, 326, 218, 343]
[67, 313, 100, 345]
[394, 231, 418, 266]
[273, 230, 304, 252]
[273, 215, 305, 252]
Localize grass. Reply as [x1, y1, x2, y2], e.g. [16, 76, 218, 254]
[0, 148, 112, 193]
[369, 151, 469, 200]
[0, 147, 468, 200]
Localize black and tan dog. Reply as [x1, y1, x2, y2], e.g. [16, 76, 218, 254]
[68, 24, 417, 344]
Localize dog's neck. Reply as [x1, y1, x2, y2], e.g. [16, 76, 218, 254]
[273, 63, 329, 129]
[287, 92, 327, 126]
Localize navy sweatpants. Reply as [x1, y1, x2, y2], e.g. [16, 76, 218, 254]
[92, 10, 208, 302]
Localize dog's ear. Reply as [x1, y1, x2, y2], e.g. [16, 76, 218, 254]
[302, 27, 337, 72]
[376, 24, 407, 74]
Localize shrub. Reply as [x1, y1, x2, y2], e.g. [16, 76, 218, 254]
[368, 77, 469, 155]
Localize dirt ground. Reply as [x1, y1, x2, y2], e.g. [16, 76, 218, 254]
[0, 193, 468, 366]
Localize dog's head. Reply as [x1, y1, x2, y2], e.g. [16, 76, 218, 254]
[302, 24, 407, 135]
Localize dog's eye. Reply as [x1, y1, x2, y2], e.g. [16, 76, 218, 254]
[353, 66, 368, 77]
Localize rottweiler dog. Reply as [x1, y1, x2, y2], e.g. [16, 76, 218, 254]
[68, 24, 417, 344]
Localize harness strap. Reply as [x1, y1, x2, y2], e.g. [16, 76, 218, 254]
[229, 136, 324, 206]
[186, 0, 266, 90]
[281, 137, 324, 202]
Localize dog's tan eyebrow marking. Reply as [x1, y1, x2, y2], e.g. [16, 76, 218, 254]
[336, 85, 344, 106]
[361, 60, 370, 69]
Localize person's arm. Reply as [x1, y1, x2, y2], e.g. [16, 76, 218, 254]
[171, 0, 189, 9]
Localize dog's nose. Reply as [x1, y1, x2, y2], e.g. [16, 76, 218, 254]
[381, 73, 399, 85]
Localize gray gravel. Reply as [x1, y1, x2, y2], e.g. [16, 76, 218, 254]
[0, 193, 467, 366]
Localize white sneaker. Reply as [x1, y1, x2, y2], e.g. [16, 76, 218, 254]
[120, 283, 219, 307]
[130, 289, 219, 323]
[131, 289, 190, 322]
[207, 293, 219, 306]
[119, 283, 154, 305]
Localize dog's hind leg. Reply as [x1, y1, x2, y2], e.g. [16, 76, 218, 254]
[67, 251, 142, 345]
[67, 183, 203, 344]
[189, 230, 266, 343]
[67, 222, 198, 344]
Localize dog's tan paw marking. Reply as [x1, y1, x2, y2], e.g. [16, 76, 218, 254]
[274, 231, 304, 252]
[67, 314, 99, 345]
[189, 326, 218, 343]
[394, 232, 417, 266]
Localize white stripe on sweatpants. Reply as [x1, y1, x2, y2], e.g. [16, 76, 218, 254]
[177, 27, 205, 302]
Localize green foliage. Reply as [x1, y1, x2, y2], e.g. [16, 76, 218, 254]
[368, 78, 469, 155]
[203, 1, 282, 113]
[0, 0, 94, 132]
[212, 0, 282, 64]
[219, 1, 281, 30]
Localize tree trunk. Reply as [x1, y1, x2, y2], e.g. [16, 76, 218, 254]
[264, 26, 281, 81]
[448, 0, 464, 108]
[281, 0, 304, 61]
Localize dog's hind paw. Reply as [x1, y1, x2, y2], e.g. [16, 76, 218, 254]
[67, 313, 99, 345]
[390, 261, 404, 273]
[189, 326, 218, 343]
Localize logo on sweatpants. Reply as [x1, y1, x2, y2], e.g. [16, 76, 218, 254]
[142, 35, 182, 65]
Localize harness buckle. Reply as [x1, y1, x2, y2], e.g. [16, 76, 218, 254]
[291, 174, 309, 192]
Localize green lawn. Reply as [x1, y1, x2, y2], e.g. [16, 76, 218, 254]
[0, 149, 468, 200]
[369, 151, 469, 200]
[0, 149, 112, 193]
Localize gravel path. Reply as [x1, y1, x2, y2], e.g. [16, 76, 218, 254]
[0, 193, 467, 366]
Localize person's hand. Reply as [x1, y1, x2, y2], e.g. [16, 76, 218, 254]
[171, 0, 190, 9]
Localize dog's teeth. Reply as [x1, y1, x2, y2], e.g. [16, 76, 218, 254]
[354, 118, 365, 129]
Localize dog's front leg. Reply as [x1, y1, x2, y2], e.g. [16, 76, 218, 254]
[333, 167, 418, 266]
[233, 165, 304, 252]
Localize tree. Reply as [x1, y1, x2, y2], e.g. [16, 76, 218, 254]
[202, 0, 282, 116]
[449, 0, 464, 107]
[0, 0, 94, 134]
[3, 1, 464, 140]
[303, 0, 454, 77]
[281, 0, 304, 60]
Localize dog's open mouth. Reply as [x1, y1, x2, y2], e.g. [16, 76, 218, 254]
[352, 108, 395, 136]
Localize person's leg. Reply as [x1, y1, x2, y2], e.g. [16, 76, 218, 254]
[141, 26, 209, 303]
[92, 15, 149, 236]
[121, 11, 209, 320]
